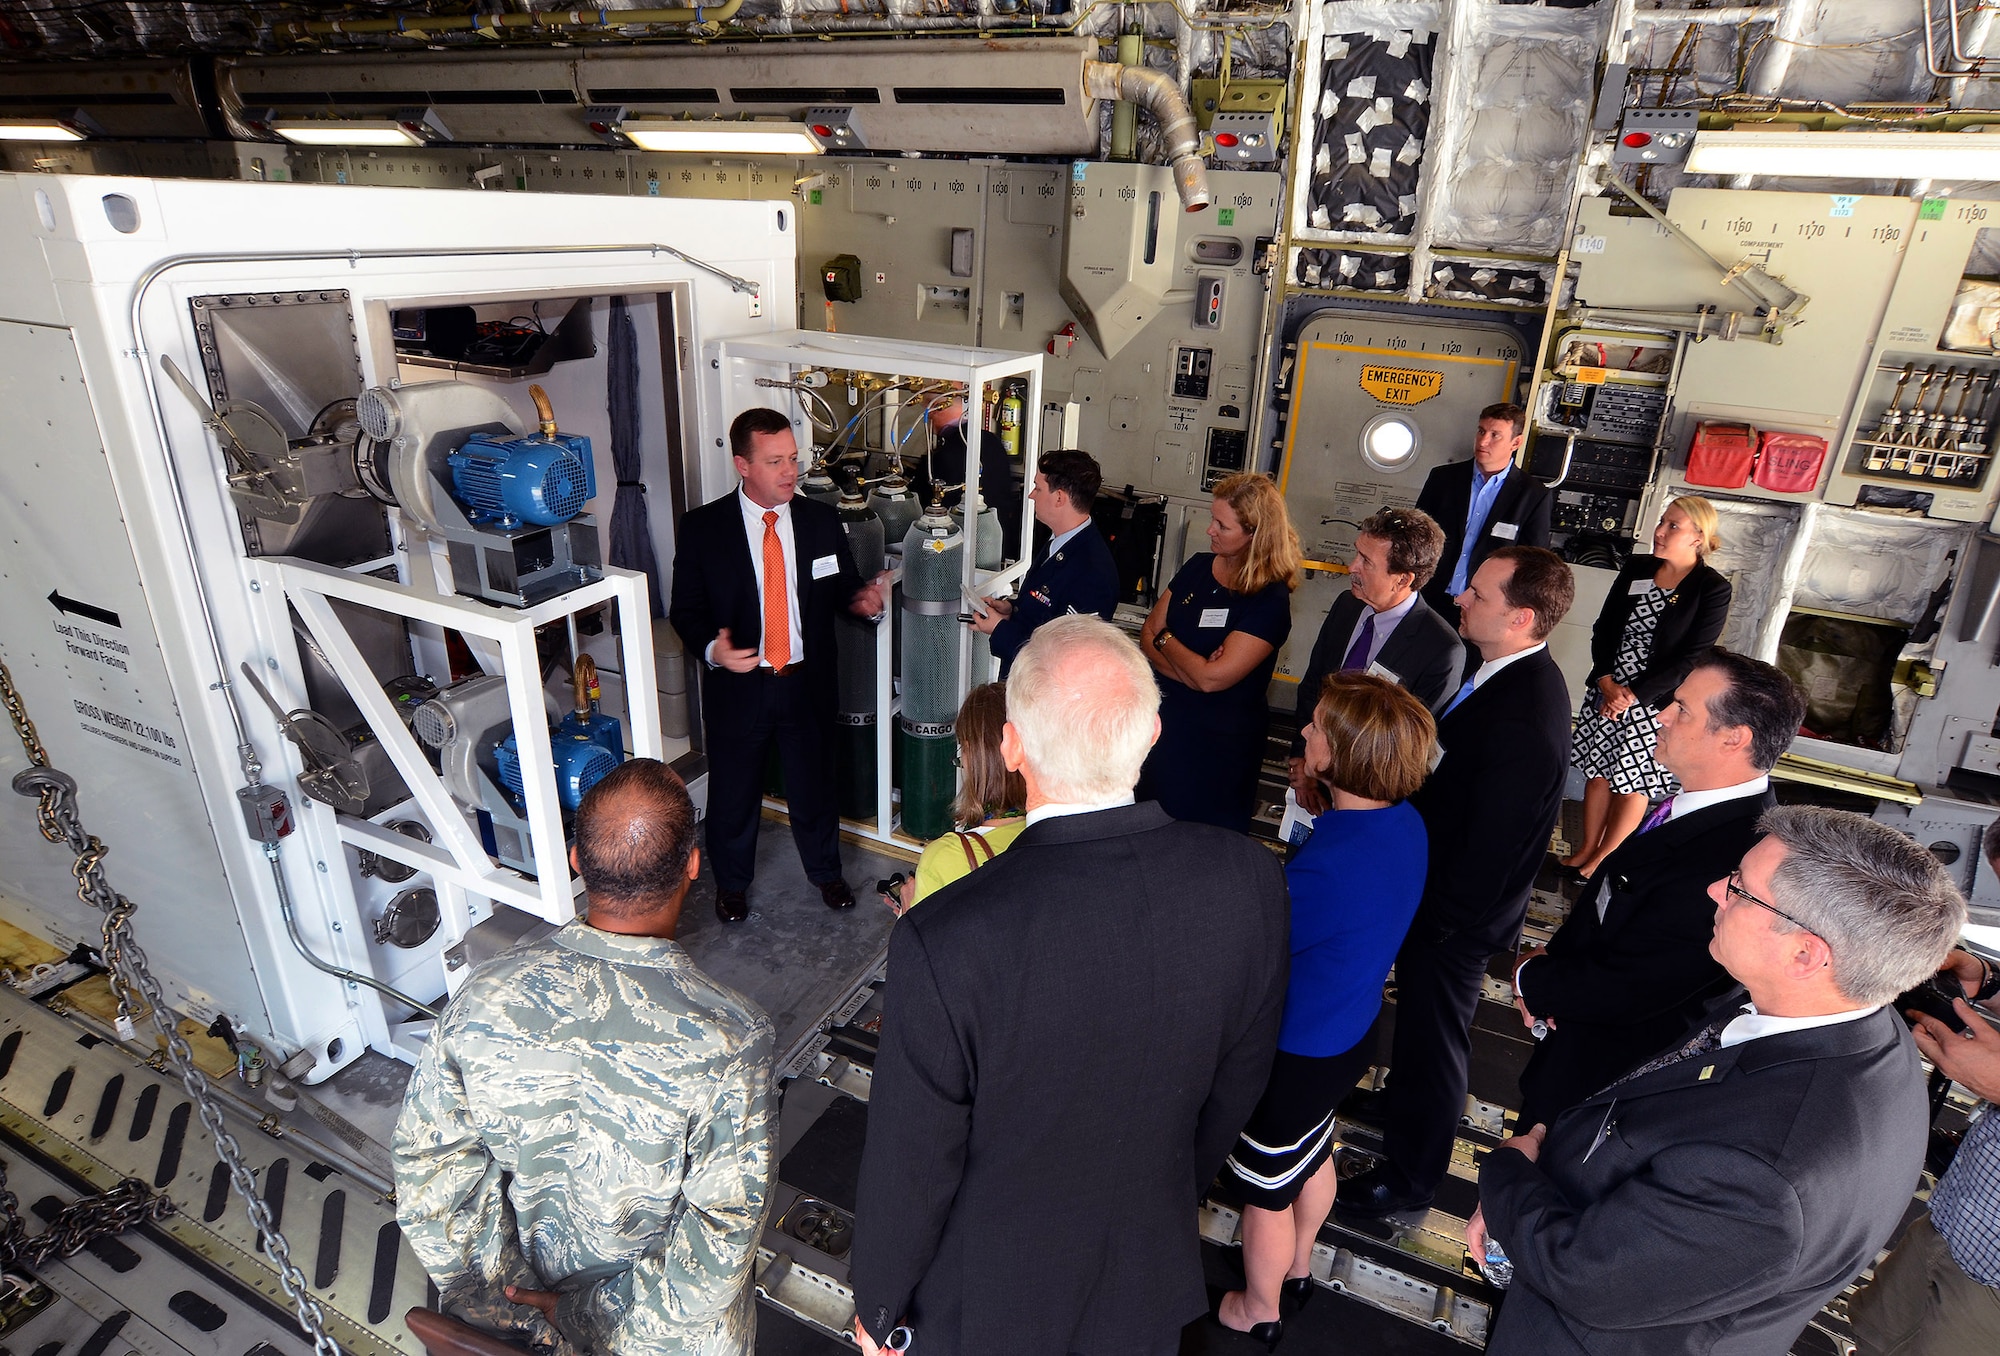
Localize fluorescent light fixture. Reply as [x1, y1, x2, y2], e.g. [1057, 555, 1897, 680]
[0, 117, 88, 142]
[270, 119, 424, 147]
[1686, 129, 2000, 180]
[269, 108, 451, 148]
[617, 119, 824, 155]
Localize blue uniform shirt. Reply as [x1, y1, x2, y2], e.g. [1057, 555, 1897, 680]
[989, 521, 1121, 673]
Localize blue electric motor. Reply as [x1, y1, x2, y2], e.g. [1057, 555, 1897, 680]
[556, 705, 624, 764]
[496, 730, 622, 812]
[448, 430, 595, 529]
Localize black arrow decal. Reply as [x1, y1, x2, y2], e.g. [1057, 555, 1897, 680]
[48, 590, 121, 629]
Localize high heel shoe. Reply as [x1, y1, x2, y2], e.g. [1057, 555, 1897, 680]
[1282, 1275, 1314, 1312]
[1212, 1294, 1286, 1351]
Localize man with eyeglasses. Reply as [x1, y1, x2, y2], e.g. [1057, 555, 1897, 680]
[1848, 820, 2000, 1356]
[1511, 650, 1804, 1129]
[1468, 806, 1965, 1356]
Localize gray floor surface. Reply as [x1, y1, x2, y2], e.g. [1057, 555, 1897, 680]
[308, 818, 909, 1151]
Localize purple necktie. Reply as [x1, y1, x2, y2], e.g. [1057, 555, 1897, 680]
[1638, 796, 1675, 833]
[1340, 612, 1377, 672]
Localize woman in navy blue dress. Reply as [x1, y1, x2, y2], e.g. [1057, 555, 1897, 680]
[1213, 672, 1434, 1345]
[1137, 472, 1301, 833]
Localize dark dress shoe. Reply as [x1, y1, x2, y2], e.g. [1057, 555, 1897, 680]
[1282, 1275, 1315, 1312]
[716, 890, 749, 924]
[819, 879, 856, 910]
[1334, 1165, 1433, 1220]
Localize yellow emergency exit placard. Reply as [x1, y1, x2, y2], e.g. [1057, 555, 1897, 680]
[1359, 365, 1444, 405]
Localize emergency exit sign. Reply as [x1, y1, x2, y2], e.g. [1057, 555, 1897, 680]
[1359, 365, 1444, 405]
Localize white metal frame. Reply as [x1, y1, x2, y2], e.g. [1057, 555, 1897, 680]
[708, 328, 1043, 847]
[265, 558, 662, 922]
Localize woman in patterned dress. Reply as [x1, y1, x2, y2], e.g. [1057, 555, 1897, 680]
[1560, 496, 1733, 880]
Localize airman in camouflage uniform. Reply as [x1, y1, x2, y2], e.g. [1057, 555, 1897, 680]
[393, 760, 775, 1356]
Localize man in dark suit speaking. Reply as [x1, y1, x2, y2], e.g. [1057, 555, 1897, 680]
[851, 616, 1289, 1356]
[1414, 402, 1552, 626]
[1513, 649, 1804, 1128]
[667, 408, 886, 925]
[1289, 505, 1463, 815]
[1470, 807, 1965, 1356]
[1339, 545, 1573, 1219]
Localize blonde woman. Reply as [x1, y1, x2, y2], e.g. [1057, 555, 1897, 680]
[1562, 496, 1733, 879]
[1138, 472, 1303, 833]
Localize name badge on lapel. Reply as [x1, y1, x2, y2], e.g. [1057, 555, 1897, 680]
[812, 554, 839, 580]
[1366, 660, 1400, 684]
[1491, 521, 1520, 541]
[1199, 607, 1229, 628]
[1628, 578, 1654, 596]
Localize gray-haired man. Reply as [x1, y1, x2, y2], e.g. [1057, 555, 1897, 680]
[852, 616, 1289, 1356]
[1469, 806, 1966, 1356]
[395, 759, 774, 1356]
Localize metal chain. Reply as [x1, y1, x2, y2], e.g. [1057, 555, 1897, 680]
[1, 655, 346, 1356]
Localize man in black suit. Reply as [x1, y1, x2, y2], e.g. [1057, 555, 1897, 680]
[1414, 402, 1553, 626]
[1512, 649, 1805, 1128]
[851, 615, 1289, 1356]
[1469, 807, 1966, 1356]
[667, 408, 887, 924]
[1338, 545, 1573, 1219]
[1289, 505, 1463, 815]
[969, 449, 1120, 677]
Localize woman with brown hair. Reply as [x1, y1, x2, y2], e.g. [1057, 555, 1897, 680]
[1137, 472, 1303, 834]
[1214, 673, 1435, 1348]
[890, 682, 1027, 913]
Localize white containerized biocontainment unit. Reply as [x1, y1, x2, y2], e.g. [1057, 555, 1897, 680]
[0, 172, 795, 1079]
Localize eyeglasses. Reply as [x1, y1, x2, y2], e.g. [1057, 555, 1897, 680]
[1724, 871, 1824, 944]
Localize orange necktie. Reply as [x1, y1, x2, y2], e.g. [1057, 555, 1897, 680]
[762, 510, 791, 672]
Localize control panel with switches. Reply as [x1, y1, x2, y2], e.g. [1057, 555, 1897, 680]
[1173, 346, 1214, 401]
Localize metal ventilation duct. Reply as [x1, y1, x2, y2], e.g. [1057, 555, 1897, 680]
[0, 60, 208, 140]
[218, 38, 1100, 154]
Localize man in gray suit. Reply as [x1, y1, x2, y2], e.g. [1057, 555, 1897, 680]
[1288, 505, 1463, 815]
[1469, 807, 1965, 1356]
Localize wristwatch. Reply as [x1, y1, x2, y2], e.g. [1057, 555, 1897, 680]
[1152, 628, 1172, 653]
[1974, 951, 2000, 1003]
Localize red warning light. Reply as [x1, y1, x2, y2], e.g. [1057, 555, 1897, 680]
[1622, 131, 1653, 148]
[812, 124, 834, 138]
[1215, 132, 1240, 148]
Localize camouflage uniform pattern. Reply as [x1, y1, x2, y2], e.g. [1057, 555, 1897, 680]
[394, 920, 775, 1355]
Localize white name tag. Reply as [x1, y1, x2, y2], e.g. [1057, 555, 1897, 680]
[1628, 578, 1655, 596]
[1366, 660, 1400, 683]
[1429, 742, 1446, 771]
[1199, 607, 1229, 628]
[1490, 521, 1519, 541]
[812, 554, 839, 580]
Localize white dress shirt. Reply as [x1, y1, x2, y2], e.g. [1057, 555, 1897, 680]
[1025, 794, 1136, 828]
[1344, 590, 1421, 672]
[706, 490, 804, 668]
[1466, 641, 1545, 695]
[1719, 1002, 1880, 1049]
[1662, 774, 1770, 825]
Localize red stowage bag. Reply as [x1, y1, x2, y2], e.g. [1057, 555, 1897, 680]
[1753, 430, 1827, 493]
[1686, 422, 1756, 488]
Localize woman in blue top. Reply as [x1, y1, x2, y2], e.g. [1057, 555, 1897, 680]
[1137, 472, 1301, 833]
[1214, 672, 1435, 1348]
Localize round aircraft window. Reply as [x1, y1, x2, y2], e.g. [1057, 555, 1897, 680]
[1360, 413, 1421, 472]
